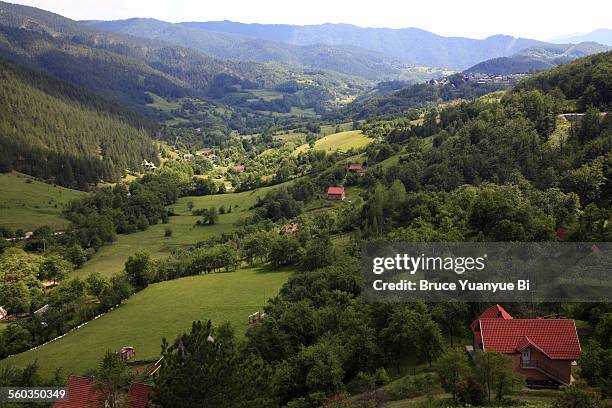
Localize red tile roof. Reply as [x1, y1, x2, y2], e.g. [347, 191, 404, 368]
[54, 376, 102, 408]
[348, 163, 364, 170]
[327, 186, 345, 195]
[470, 304, 512, 331]
[128, 383, 153, 408]
[480, 318, 580, 360]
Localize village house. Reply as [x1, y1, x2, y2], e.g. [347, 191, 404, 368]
[117, 346, 136, 361]
[182, 153, 194, 160]
[142, 159, 157, 171]
[34, 304, 50, 316]
[348, 163, 367, 175]
[327, 186, 346, 200]
[127, 383, 153, 408]
[469, 304, 580, 387]
[54, 376, 152, 408]
[0, 306, 7, 321]
[280, 222, 299, 235]
[233, 164, 245, 173]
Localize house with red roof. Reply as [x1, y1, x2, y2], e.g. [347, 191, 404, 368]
[53, 376, 102, 408]
[470, 304, 580, 387]
[327, 186, 346, 200]
[127, 383, 153, 408]
[54, 376, 153, 408]
[348, 163, 367, 175]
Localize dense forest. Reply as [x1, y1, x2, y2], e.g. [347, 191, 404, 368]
[0, 57, 159, 188]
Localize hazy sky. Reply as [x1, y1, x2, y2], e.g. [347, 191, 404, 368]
[9, 0, 611, 40]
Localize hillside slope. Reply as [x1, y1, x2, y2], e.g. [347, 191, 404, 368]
[0, 57, 158, 188]
[512, 50, 612, 110]
[0, 172, 85, 231]
[466, 42, 610, 74]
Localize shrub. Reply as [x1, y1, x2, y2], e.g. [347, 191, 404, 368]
[164, 227, 173, 237]
[457, 377, 485, 406]
[388, 372, 438, 400]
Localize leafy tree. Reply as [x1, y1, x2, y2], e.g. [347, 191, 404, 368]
[433, 302, 468, 347]
[474, 352, 522, 402]
[41, 254, 71, 284]
[124, 251, 153, 289]
[436, 348, 470, 400]
[65, 244, 89, 268]
[299, 236, 334, 271]
[94, 350, 131, 408]
[86, 272, 108, 299]
[594, 313, 612, 349]
[416, 316, 444, 367]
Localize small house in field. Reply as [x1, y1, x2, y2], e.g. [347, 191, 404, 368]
[470, 304, 580, 387]
[117, 346, 135, 361]
[280, 223, 299, 235]
[233, 164, 245, 173]
[0, 306, 7, 320]
[183, 153, 194, 160]
[348, 163, 366, 175]
[327, 186, 345, 200]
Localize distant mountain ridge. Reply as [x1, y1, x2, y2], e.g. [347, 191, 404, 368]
[465, 42, 610, 74]
[550, 29, 612, 46]
[178, 21, 552, 69]
[0, 1, 372, 113]
[83, 18, 412, 81]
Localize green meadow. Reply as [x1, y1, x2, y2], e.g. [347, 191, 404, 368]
[0, 172, 85, 232]
[73, 181, 292, 279]
[3, 266, 291, 377]
[293, 130, 372, 156]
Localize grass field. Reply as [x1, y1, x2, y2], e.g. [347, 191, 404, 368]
[293, 130, 372, 156]
[2, 266, 291, 377]
[0, 172, 85, 232]
[73, 182, 292, 279]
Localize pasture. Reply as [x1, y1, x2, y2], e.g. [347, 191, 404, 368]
[0, 172, 85, 232]
[293, 130, 372, 156]
[73, 181, 291, 279]
[3, 266, 291, 377]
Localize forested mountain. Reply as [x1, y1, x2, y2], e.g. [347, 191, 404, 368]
[0, 2, 367, 110]
[342, 74, 506, 119]
[465, 42, 610, 74]
[0, 57, 158, 188]
[180, 21, 551, 69]
[84, 18, 415, 81]
[514, 50, 612, 111]
[551, 29, 612, 46]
